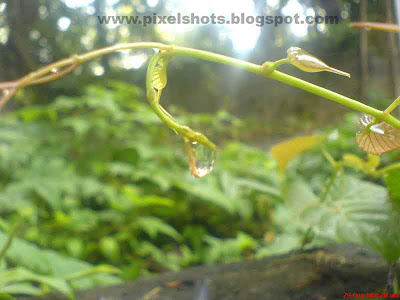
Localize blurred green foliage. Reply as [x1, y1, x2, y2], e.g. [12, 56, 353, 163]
[0, 82, 279, 298]
[1, 82, 400, 298]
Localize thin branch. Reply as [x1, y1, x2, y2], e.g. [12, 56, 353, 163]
[0, 87, 17, 110]
[0, 42, 399, 130]
[350, 22, 400, 33]
[27, 62, 79, 86]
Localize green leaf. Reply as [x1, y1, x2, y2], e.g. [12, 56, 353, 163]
[384, 168, 400, 210]
[256, 234, 299, 257]
[99, 237, 120, 262]
[363, 213, 400, 264]
[282, 175, 390, 244]
[235, 178, 281, 201]
[173, 176, 237, 213]
[152, 58, 169, 90]
[0, 232, 121, 290]
[135, 216, 181, 241]
[0, 294, 14, 299]
[0, 268, 74, 299]
[0, 283, 41, 296]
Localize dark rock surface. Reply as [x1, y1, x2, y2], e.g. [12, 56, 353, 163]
[20, 243, 396, 300]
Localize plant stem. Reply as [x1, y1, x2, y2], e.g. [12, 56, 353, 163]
[170, 45, 400, 129]
[384, 95, 400, 115]
[376, 162, 400, 176]
[4, 42, 400, 129]
[0, 220, 22, 262]
[320, 168, 339, 203]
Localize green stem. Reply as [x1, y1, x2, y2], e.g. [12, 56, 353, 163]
[320, 147, 338, 169]
[145, 51, 217, 151]
[6, 42, 400, 129]
[270, 58, 290, 70]
[320, 168, 339, 203]
[0, 220, 22, 262]
[376, 162, 400, 176]
[384, 95, 400, 115]
[170, 45, 400, 129]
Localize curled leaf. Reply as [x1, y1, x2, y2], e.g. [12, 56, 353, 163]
[287, 47, 351, 78]
[152, 56, 172, 91]
[356, 114, 400, 155]
[146, 53, 217, 178]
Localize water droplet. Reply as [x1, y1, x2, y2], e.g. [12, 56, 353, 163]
[370, 123, 385, 135]
[359, 114, 391, 135]
[184, 139, 216, 178]
[51, 68, 59, 74]
[357, 114, 400, 154]
[2, 89, 10, 96]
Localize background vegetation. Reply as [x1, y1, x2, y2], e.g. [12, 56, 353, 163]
[0, 0, 400, 298]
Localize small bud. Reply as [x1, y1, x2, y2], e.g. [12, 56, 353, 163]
[287, 47, 351, 78]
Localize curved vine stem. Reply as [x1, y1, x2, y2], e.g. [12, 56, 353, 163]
[1, 42, 400, 130]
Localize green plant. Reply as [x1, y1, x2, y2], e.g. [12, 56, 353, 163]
[2, 42, 400, 297]
[0, 82, 281, 298]
[2, 43, 400, 177]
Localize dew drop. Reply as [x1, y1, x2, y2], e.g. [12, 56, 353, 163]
[184, 139, 216, 178]
[359, 114, 389, 135]
[51, 68, 60, 74]
[370, 123, 385, 135]
[357, 114, 400, 154]
[2, 89, 10, 97]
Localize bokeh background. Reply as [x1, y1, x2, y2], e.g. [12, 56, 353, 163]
[2, 0, 400, 140]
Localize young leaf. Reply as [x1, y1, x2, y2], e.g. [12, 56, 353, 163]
[135, 216, 181, 241]
[0, 283, 41, 296]
[0, 232, 121, 290]
[384, 169, 400, 210]
[0, 267, 74, 299]
[287, 47, 351, 78]
[270, 135, 321, 175]
[152, 56, 171, 91]
[356, 114, 400, 155]
[281, 175, 390, 244]
[363, 213, 400, 264]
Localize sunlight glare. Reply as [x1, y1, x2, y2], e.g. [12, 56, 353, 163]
[57, 17, 72, 31]
[147, 0, 159, 8]
[158, 0, 260, 52]
[63, 0, 94, 8]
[266, 0, 279, 8]
[282, 0, 308, 37]
[120, 52, 147, 69]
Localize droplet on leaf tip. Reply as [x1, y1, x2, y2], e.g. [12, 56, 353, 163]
[184, 139, 216, 178]
[2, 89, 10, 96]
[356, 114, 400, 154]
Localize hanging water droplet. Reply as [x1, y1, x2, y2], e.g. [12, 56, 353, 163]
[359, 114, 391, 135]
[356, 114, 400, 154]
[184, 138, 216, 178]
[51, 68, 60, 74]
[2, 89, 10, 97]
